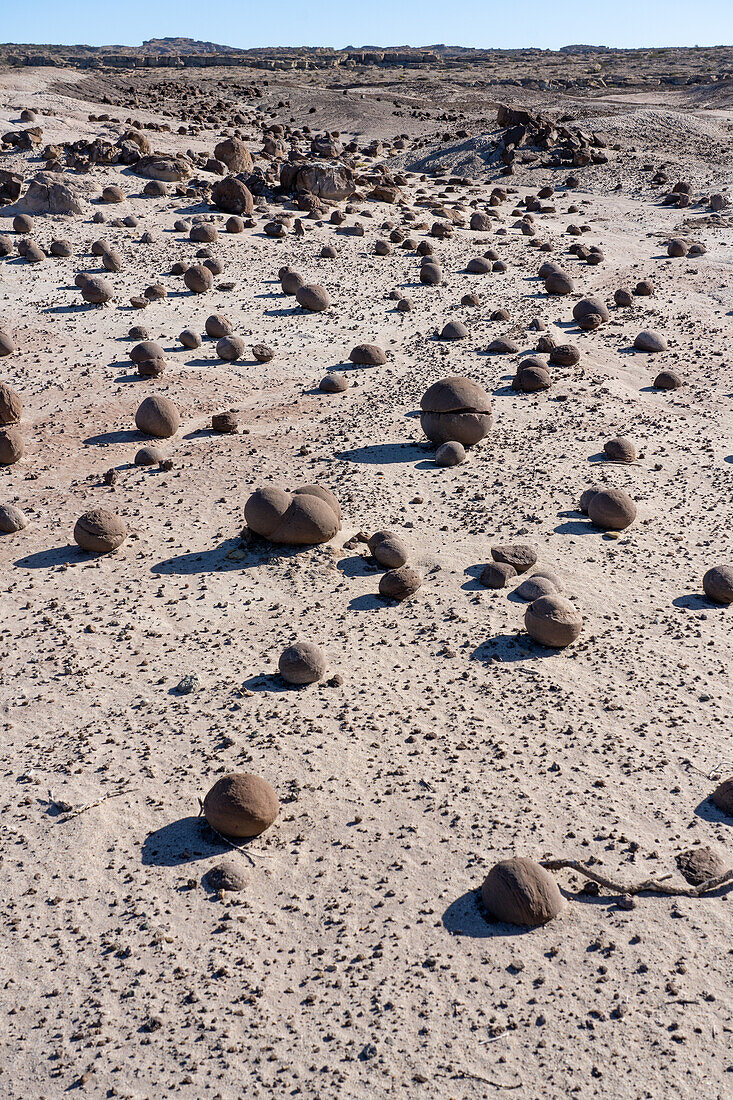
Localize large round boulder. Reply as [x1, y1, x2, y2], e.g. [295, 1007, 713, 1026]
[0, 382, 21, 425]
[74, 507, 127, 554]
[702, 565, 733, 605]
[420, 376, 492, 447]
[525, 595, 582, 648]
[211, 176, 254, 216]
[203, 773, 279, 838]
[245, 484, 340, 546]
[135, 395, 180, 439]
[279, 642, 326, 685]
[481, 857, 564, 927]
[587, 488, 636, 531]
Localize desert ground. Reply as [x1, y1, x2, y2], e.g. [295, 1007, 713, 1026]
[0, 52, 732, 1100]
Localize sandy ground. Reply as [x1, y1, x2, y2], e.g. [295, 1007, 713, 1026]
[0, 65, 732, 1100]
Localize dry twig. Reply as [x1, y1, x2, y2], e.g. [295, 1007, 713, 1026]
[52, 786, 139, 822]
[542, 858, 733, 898]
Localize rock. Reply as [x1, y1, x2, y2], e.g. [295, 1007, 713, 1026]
[22, 173, 95, 214]
[470, 211, 493, 231]
[604, 437, 637, 463]
[710, 777, 733, 817]
[245, 485, 341, 545]
[211, 176, 255, 216]
[50, 239, 73, 257]
[0, 503, 28, 533]
[480, 561, 517, 588]
[481, 857, 565, 927]
[133, 154, 193, 182]
[654, 370, 682, 390]
[143, 179, 168, 198]
[320, 373, 348, 393]
[634, 329, 667, 353]
[667, 238, 688, 257]
[130, 340, 165, 365]
[349, 344, 386, 366]
[420, 376, 492, 447]
[573, 297, 609, 326]
[487, 337, 519, 354]
[74, 508, 127, 554]
[525, 595, 583, 648]
[102, 185, 124, 204]
[435, 441, 466, 466]
[204, 860, 249, 893]
[513, 361, 551, 392]
[296, 284, 330, 312]
[184, 265, 214, 294]
[634, 280, 654, 296]
[279, 641, 326, 685]
[13, 214, 33, 234]
[135, 445, 164, 466]
[549, 344, 579, 366]
[379, 565, 422, 601]
[0, 169, 23, 204]
[439, 321, 469, 341]
[614, 288, 633, 307]
[135, 395, 180, 439]
[545, 270, 575, 295]
[214, 138, 253, 174]
[280, 268, 305, 296]
[587, 488, 636, 531]
[368, 530, 409, 569]
[252, 344, 274, 363]
[420, 261, 442, 285]
[212, 411, 238, 433]
[676, 847, 725, 886]
[702, 565, 733, 605]
[216, 336, 246, 361]
[180, 329, 202, 349]
[491, 544, 537, 574]
[226, 215, 245, 233]
[0, 383, 21, 424]
[467, 257, 492, 275]
[291, 163, 355, 201]
[190, 223, 217, 244]
[0, 427, 24, 465]
[81, 276, 113, 304]
[515, 574, 561, 601]
[203, 773, 279, 838]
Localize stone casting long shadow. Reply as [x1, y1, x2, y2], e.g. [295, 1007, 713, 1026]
[442, 889, 531, 939]
[142, 816, 230, 866]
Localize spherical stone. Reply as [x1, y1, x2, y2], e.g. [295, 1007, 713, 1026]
[0, 427, 24, 465]
[128, 325, 150, 341]
[702, 565, 733, 605]
[379, 565, 422, 601]
[130, 340, 165, 365]
[573, 297, 609, 325]
[480, 561, 516, 588]
[667, 238, 688, 257]
[525, 594, 583, 648]
[143, 179, 169, 197]
[135, 395, 180, 439]
[435, 441, 466, 466]
[21, 240, 43, 263]
[203, 773, 279, 838]
[280, 269, 305, 295]
[216, 336, 246, 362]
[491, 543, 537, 574]
[137, 357, 166, 378]
[614, 288, 633, 307]
[487, 337, 519, 355]
[544, 270, 575, 295]
[211, 177, 254, 216]
[467, 257, 492, 274]
[226, 216, 245, 233]
[171, 261, 189, 276]
[245, 484, 340, 546]
[252, 344, 274, 363]
[549, 344, 579, 366]
[319, 373, 348, 393]
[144, 284, 167, 302]
[375, 240, 391, 256]
[538, 261, 563, 280]
[604, 436, 637, 463]
[102, 185, 125, 204]
[320, 244, 337, 259]
[368, 530, 409, 569]
[279, 641, 326, 685]
[710, 777, 733, 817]
[470, 211, 492, 231]
[190, 223, 218, 243]
[513, 363, 551, 393]
[676, 846, 725, 886]
[462, 292, 481, 307]
[0, 503, 28, 533]
[0, 382, 21, 424]
[634, 329, 667, 353]
[296, 284, 331, 312]
[349, 344, 386, 366]
[439, 320, 469, 341]
[99, 247, 120, 272]
[654, 370, 682, 390]
[0, 235, 13, 257]
[577, 312, 602, 332]
[184, 264, 214, 294]
[134, 445, 164, 466]
[205, 314, 233, 339]
[587, 488, 636, 531]
[0, 330, 15, 359]
[13, 214, 33, 234]
[81, 276, 114, 304]
[515, 574, 560, 602]
[91, 239, 109, 256]
[579, 487, 601, 515]
[420, 376, 492, 447]
[481, 857, 564, 927]
[204, 859, 249, 893]
[212, 411, 238, 433]
[396, 297, 413, 312]
[74, 507, 127, 554]
[179, 329, 202, 349]
[634, 280, 654, 296]
[420, 262, 442, 286]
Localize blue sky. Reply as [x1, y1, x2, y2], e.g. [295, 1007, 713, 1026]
[3, 0, 731, 50]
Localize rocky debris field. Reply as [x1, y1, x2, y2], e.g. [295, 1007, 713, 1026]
[0, 60, 732, 1100]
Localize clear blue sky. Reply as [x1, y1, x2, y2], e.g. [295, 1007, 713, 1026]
[3, 0, 731, 50]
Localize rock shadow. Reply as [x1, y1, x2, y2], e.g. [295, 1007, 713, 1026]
[142, 816, 229, 866]
[14, 544, 88, 569]
[442, 889, 530, 938]
[337, 442, 427, 464]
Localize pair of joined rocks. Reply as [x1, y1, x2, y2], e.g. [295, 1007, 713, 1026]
[420, 376, 492, 447]
[580, 487, 637, 531]
[245, 484, 340, 545]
